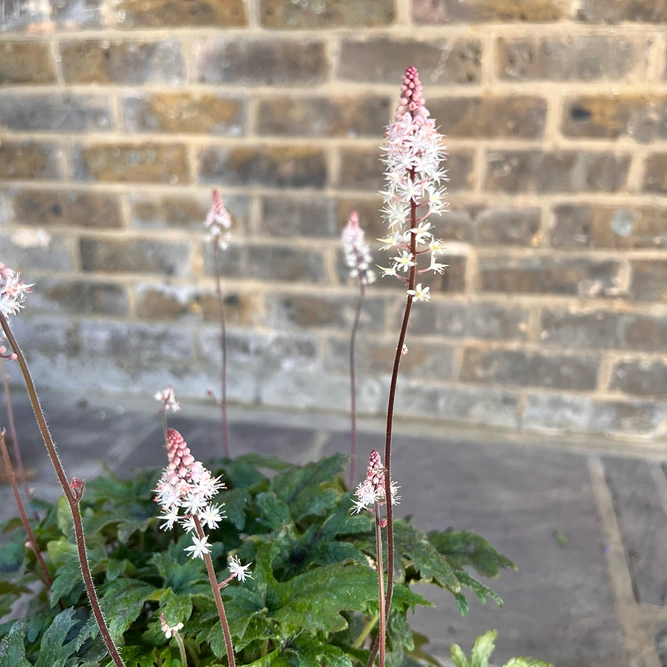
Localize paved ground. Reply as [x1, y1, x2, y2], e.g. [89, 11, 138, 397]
[1, 389, 666, 667]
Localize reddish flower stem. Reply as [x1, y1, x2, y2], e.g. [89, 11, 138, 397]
[193, 515, 235, 666]
[366, 189, 418, 667]
[212, 244, 230, 458]
[0, 431, 59, 608]
[374, 501, 386, 667]
[0, 313, 126, 667]
[348, 278, 366, 489]
[1, 360, 31, 505]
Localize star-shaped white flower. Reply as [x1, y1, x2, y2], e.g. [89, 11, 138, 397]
[185, 535, 211, 560]
[393, 251, 415, 273]
[228, 555, 253, 582]
[199, 504, 223, 530]
[408, 284, 431, 302]
[159, 507, 180, 531]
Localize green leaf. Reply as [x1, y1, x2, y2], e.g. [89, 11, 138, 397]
[269, 563, 378, 633]
[50, 560, 83, 607]
[99, 579, 157, 643]
[450, 643, 470, 667]
[160, 588, 192, 627]
[318, 494, 373, 541]
[288, 633, 353, 667]
[310, 541, 369, 567]
[106, 557, 128, 581]
[121, 646, 159, 667]
[235, 453, 294, 472]
[244, 650, 289, 667]
[393, 520, 461, 591]
[0, 541, 25, 581]
[408, 632, 443, 667]
[0, 621, 31, 667]
[428, 530, 516, 578]
[271, 454, 346, 521]
[391, 584, 434, 610]
[56, 496, 73, 537]
[451, 631, 498, 667]
[255, 492, 292, 530]
[453, 591, 469, 617]
[455, 570, 503, 608]
[503, 659, 552, 667]
[150, 548, 206, 594]
[35, 608, 78, 667]
[224, 488, 251, 530]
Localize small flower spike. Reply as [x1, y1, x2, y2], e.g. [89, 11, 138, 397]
[379, 66, 448, 298]
[342, 211, 376, 286]
[0, 263, 32, 319]
[205, 189, 232, 250]
[154, 428, 226, 559]
[160, 614, 184, 639]
[154, 386, 180, 413]
[352, 449, 400, 515]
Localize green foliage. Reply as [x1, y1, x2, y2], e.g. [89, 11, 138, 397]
[0, 454, 515, 666]
[450, 631, 552, 667]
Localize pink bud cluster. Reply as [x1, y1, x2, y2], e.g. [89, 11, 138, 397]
[204, 189, 232, 250]
[352, 449, 400, 516]
[378, 66, 448, 302]
[0, 263, 32, 320]
[341, 211, 376, 286]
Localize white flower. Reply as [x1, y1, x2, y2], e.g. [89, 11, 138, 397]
[408, 284, 431, 302]
[199, 504, 223, 530]
[158, 507, 180, 531]
[228, 555, 253, 582]
[393, 251, 415, 273]
[351, 480, 382, 514]
[342, 211, 376, 286]
[183, 491, 208, 516]
[185, 535, 211, 560]
[154, 386, 180, 413]
[160, 614, 184, 639]
[0, 265, 32, 318]
[180, 516, 198, 534]
[411, 222, 433, 245]
[429, 256, 448, 275]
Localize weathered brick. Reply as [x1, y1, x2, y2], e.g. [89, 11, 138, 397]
[396, 382, 519, 428]
[9, 190, 122, 228]
[408, 301, 529, 339]
[60, 40, 184, 84]
[257, 96, 390, 138]
[523, 394, 664, 436]
[550, 205, 667, 250]
[0, 93, 113, 132]
[0, 42, 55, 84]
[10, 318, 79, 359]
[136, 284, 262, 327]
[1, 0, 49, 31]
[260, 196, 337, 237]
[541, 308, 667, 352]
[485, 151, 630, 193]
[209, 243, 325, 284]
[261, 0, 394, 27]
[643, 154, 667, 194]
[414, 0, 563, 22]
[336, 197, 385, 240]
[497, 36, 650, 81]
[0, 141, 62, 180]
[325, 336, 455, 380]
[429, 96, 547, 138]
[199, 146, 326, 188]
[30, 278, 129, 316]
[461, 347, 599, 390]
[0, 231, 72, 271]
[50, 0, 104, 29]
[611, 360, 667, 398]
[80, 238, 192, 276]
[130, 194, 248, 231]
[339, 147, 474, 192]
[114, 0, 246, 28]
[630, 261, 667, 302]
[72, 143, 190, 184]
[562, 95, 667, 143]
[576, 0, 667, 23]
[339, 38, 482, 84]
[265, 292, 387, 331]
[478, 256, 623, 297]
[475, 208, 541, 246]
[122, 93, 244, 136]
[191, 39, 327, 85]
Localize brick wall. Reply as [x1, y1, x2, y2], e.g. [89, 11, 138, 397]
[1, 0, 667, 440]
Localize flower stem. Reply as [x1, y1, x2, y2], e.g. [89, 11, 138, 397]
[374, 501, 386, 667]
[1, 360, 32, 506]
[0, 313, 126, 667]
[0, 431, 58, 605]
[193, 515, 235, 666]
[174, 631, 188, 667]
[353, 613, 378, 649]
[348, 278, 366, 489]
[212, 243, 230, 458]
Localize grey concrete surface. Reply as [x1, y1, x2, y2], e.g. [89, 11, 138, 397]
[1, 389, 666, 667]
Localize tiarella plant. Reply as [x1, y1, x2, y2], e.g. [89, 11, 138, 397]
[0, 66, 552, 667]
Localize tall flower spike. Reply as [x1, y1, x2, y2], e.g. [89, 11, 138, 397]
[379, 66, 448, 297]
[342, 211, 376, 286]
[351, 449, 400, 515]
[205, 189, 232, 250]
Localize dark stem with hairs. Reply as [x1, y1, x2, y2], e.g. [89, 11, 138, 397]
[212, 244, 230, 458]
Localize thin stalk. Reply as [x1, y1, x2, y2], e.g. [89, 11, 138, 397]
[193, 515, 235, 666]
[1, 360, 31, 504]
[0, 432, 58, 602]
[366, 191, 418, 667]
[374, 501, 386, 667]
[212, 244, 230, 458]
[348, 278, 366, 489]
[0, 313, 126, 667]
[174, 632, 188, 667]
[353, 614, 378, 649]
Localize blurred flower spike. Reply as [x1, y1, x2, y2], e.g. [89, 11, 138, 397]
[205, 189, 233, 250]
[342, 210, 376, 286]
